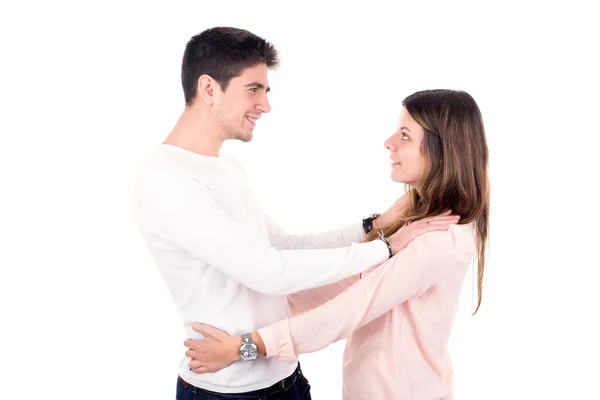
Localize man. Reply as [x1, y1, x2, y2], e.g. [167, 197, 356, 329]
[134, 27, 452, 399]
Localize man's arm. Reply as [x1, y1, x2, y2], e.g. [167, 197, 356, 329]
[263, 213, 365, 250]
[136, 167, 389, 296]
[262, 194, 411, 251]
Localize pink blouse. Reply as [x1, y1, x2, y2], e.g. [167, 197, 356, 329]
[257, 224, 476, 399]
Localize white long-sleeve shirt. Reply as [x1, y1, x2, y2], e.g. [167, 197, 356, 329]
[133, 144, 389, 393]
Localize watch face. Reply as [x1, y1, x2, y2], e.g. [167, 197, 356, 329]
[241, 343, 257, 359]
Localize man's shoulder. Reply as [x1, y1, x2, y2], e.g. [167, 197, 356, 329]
[134, 152, 210, 200]
[136, 145, 217, 181]
[220, 154, 247, 177]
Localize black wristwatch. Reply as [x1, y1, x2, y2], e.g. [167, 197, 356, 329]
[362, 213, 381, 234]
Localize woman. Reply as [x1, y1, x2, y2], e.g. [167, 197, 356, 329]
[184, 89, 490, 399]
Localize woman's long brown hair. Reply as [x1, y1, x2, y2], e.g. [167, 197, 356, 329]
[365, 89, 490, 314]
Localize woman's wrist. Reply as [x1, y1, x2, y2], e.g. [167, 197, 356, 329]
[251, 331, 267, 356]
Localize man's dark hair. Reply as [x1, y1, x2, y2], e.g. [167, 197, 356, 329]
[181, 27, 279, 106]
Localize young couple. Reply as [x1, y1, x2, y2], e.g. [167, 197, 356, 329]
[135, 26, 489, 400]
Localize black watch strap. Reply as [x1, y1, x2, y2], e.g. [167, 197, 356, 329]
[362, 213, 381, 234]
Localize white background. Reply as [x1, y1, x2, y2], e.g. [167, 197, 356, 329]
[1, 1, 599, 399]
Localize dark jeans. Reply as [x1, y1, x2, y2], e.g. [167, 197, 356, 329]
[176, 364, 311, 400]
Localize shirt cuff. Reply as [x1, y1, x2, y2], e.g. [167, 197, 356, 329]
[257, 319, 297, 364]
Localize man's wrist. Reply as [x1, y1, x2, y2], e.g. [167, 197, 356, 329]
[231, 332, 265, 362]
[377, 231, 394, 258]
[372, 216, 382, 230]
[362, 213, 381, 234]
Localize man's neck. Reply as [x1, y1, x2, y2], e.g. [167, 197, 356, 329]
[164, 106, 224, 157]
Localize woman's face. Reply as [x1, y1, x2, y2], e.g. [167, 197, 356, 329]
[384, 107, 427, 188]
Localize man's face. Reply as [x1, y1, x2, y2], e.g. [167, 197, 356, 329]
[213, 63, 271, 142]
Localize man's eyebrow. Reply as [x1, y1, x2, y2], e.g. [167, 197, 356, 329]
[245, 82, 270, 92]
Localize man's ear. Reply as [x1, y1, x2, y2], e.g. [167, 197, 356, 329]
[197, 75, 215, 105]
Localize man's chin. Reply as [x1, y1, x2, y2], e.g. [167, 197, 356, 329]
[239, 133, 253, 143]
[238, 130, 253, 143]
[227, 130, 253, 143]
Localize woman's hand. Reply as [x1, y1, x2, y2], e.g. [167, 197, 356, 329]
[184, 323, 241, 374]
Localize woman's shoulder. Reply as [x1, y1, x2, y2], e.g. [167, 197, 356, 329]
[412, 221, 476, 257]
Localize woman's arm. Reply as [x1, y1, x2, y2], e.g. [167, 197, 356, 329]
[286, 274, 361, 316]
[257, 228, 474, 362]
[184, 227, 474, 372]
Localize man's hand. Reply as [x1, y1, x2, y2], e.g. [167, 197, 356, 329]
[184, 323, 241, 374]
[373, 195, 409, 230]
[386, 211, 460, 255]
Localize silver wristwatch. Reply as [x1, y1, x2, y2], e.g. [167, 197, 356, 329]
[240, 333, 258, 361]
